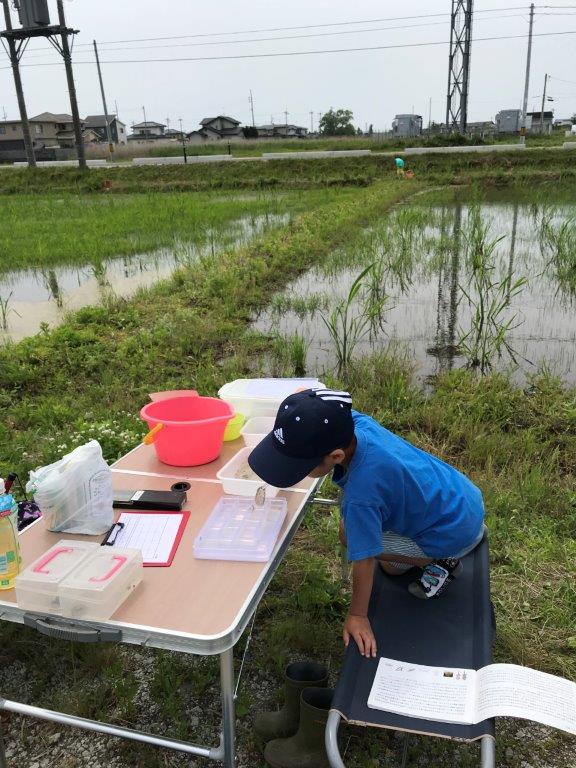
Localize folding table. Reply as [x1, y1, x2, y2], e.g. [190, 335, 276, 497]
[0, 440, 322, 768]
[325, 535, 496, 768]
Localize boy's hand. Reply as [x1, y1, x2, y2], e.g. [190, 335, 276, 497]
[343, 614, 377, 658]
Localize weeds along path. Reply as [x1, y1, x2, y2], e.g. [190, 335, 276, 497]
[0, 180, 421, 480]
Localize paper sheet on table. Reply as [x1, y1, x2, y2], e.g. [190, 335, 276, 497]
[114, 512, 186, 566]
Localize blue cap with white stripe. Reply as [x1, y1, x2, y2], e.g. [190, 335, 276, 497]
[248, 388, 354, 488]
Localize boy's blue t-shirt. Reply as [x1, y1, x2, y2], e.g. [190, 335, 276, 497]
[333, 412, 484, 560]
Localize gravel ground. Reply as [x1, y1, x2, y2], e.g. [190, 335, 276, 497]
[1, 641, 575, 768]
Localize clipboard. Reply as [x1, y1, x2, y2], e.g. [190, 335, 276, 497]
[103, 510, 190, 567]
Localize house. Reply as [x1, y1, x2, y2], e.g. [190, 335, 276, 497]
[392, 114, 423, 138]
[187, 116, 244, 143]
[495, 109, 522, 134]
[56, 128, 99, 148]
[84, 114, 127, 145]
[525, 111, 554, 134]
[466, 121, 495, 138]
[554, 118, 574, 131]
[254, 124, 308, 139]
[128, 121, 166, 140]
[0, 112, 93, 151]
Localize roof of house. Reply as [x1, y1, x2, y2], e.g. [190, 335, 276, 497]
[132, 121, 165, 128]
[31, 112, 75, 122]
[84, 114, 123, 127]
[200, 116, 241, 126]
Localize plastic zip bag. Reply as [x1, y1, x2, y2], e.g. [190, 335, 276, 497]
[27, 440, 113, 535]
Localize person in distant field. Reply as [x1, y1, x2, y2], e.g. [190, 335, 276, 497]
[248, 389, 485, 659]
[395, 156, 406, 177]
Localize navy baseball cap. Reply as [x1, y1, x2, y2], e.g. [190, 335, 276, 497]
[248, 388, 354, 488]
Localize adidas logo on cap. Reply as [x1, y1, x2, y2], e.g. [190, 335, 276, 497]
[274, 427, 285, 445]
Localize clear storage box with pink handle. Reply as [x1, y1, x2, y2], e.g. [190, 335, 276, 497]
[15, 540, 99, 615]
[58, 547, 143, 621]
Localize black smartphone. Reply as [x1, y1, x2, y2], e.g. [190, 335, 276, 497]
[112, 489, 187, 511]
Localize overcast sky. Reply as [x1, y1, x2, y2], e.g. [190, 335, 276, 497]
[1, 0, 575, 131]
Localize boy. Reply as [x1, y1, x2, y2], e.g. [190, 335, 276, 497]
[248, 388, 485, 659]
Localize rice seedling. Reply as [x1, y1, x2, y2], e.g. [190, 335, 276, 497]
[0, 291, 20, 330]
[269, 292, 330, 319]
[458, 211, 528, 373]
[321, 262, 390, 378]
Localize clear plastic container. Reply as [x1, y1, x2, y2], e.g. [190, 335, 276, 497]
[217, 447, 280, 498]
[218, 378, 325, 419]
[58, 547, 143, 621]
[15, 540, 99, 614]
[240, 417, 275, 449]
[193, 496, 287, 562]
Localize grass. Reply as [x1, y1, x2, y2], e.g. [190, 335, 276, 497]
[0, 147, 575, 198]
[79, 130, 573, 161]
[0, 189, 346, 272]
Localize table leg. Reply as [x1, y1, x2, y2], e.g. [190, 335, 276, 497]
[220, 648, 236, 768]
[0, 721, 7, 768]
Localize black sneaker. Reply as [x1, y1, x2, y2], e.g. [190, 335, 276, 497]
[408, 558, 463, 599]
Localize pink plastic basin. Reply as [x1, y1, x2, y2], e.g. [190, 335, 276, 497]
[140, 394, 234, 466]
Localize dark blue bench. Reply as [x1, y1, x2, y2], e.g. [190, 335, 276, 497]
[326, 534, 496, 767]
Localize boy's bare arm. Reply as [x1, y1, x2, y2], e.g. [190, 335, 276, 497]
[344, 558, 377, 658]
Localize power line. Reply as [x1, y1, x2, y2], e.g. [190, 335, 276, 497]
[47, 4, 550, 47]
[16, 12, 531, 60]
[2, 28, 576, 70]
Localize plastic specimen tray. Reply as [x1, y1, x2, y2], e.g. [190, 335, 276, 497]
[193, 496, 287, 562]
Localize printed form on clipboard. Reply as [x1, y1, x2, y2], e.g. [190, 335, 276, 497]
[112, 511, 189, 567]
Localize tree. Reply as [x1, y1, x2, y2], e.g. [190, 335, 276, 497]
[368, 124, 374, 136]
[319, 108, 356, 136]
[571, 113, 576, 125]
[243, 126, 258, 138]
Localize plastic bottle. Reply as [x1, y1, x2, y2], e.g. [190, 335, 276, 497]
[0, 478, 21, 590]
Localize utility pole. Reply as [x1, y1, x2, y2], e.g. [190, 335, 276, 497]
[428, 97, 432, 131]
[57, 0, 86, 169]
[520, 3, 535, 145]
[249, 90, 255, 127]
[310, 111, 314, 132]
[93, 40, 113, 156]
[1, 0, 35, 166]
[179, 117, 187, 163]
[142, 105, 148, 129]
[284, 109, 288, 137]
[539, 73, 548, 135]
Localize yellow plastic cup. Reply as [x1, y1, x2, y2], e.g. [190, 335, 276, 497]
[223, 413, 245, 442]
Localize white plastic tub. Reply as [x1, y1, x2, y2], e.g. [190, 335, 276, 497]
[15, 540, 99, 615]
[58, 547, 143, 621]
[218, 378, 324, 420]
[194, 496, 287, 562]
[216, 447, 280, 498]
[240, 417, 275, 449]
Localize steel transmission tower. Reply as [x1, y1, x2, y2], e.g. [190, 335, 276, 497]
[446, 0, 474, 133]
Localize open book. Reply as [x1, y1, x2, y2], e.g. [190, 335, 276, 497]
[368, 657, 576, 735]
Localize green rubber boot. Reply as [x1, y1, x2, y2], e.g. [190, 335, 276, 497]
[264, 687, 334, 768]
[254, 662, 328, 743]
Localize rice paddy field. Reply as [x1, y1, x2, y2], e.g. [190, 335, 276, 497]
[0, 152, 575, 767]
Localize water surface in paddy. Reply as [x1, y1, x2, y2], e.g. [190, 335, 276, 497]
[0, 214, 287, 342]
[255, 203, 576, 385]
